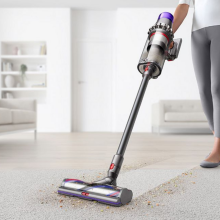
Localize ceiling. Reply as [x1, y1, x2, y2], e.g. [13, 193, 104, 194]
[0, 0, 178, 9]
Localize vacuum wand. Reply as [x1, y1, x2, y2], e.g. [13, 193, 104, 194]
[116, 72, 152, 156]
[58, 12, 182, 207]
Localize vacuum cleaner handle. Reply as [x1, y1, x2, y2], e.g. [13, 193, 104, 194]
[165, 38, 182, 61]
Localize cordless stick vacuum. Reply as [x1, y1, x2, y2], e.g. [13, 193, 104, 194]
[58, 12, 182, 206]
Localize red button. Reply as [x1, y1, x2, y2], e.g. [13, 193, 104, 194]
[110, 163, 115, 169]
[81, 192, 89, 196]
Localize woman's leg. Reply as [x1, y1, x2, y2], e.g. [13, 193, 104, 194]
[204, 25, 220, 162]
[191, 28, 214, 133]
[208, 25, 220, 138]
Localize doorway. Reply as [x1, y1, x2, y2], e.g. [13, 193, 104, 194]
[73, 40, 114, 131]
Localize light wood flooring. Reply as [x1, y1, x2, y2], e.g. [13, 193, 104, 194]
[0, 132, 214, 171]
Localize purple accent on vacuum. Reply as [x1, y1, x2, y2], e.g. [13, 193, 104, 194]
[83, 185, 115, 191]
[65, 179, 85, 183]
[158, 12, 174, 23]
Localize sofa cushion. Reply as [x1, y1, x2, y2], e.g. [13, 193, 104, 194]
[163, 100, 203, 112]
[12, 109, 36, 124]
[0, 108, 12, 125]
[165, 112, 207, 122]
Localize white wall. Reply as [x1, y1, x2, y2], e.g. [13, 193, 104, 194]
[0, 8, 72, 132]
[115, 8, 198, 132]
[72, 10, 117, 39]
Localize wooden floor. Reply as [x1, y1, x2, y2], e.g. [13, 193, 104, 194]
[0, 132, 214, 171]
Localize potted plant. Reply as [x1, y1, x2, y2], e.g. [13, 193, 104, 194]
[20, 64, 28, 85]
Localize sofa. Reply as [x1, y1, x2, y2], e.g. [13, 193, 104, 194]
[151, 100, 211, 134]
[0, 99, 37, 139]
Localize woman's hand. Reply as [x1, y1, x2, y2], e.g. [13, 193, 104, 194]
[169, 41, 174, 49]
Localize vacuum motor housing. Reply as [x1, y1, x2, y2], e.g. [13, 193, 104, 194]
[137, 12, 174, 78]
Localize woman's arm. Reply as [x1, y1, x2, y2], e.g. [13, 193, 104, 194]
[169, 4, 190, 48]
[173, 4, 190, 33]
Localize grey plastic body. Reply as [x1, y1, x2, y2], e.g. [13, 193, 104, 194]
[165, 38, 182, 61]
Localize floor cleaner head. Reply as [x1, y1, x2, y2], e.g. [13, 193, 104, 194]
[58, 178, 132, 206]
